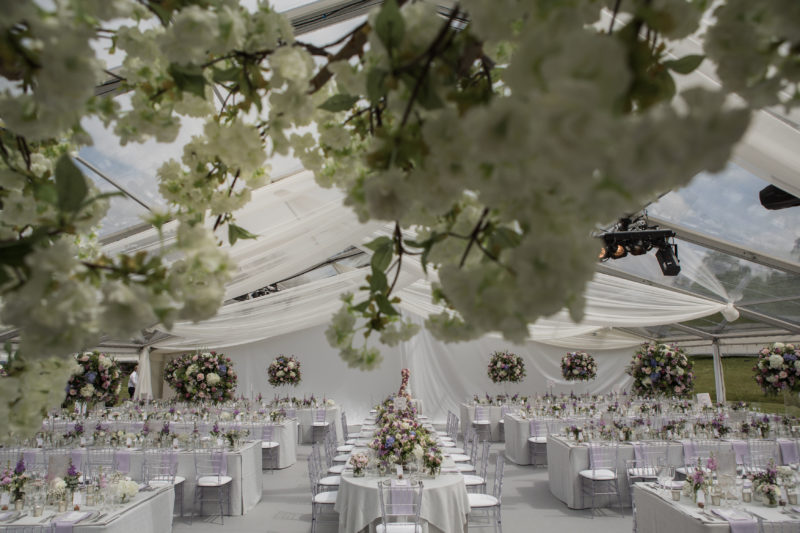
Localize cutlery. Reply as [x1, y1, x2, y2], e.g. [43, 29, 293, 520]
[91, 513, 107, 523]
[38, 513, 53, 523]
[9, 512, 27, 523]
[0, 512, 18, 523]
[75, 512, 95, 524]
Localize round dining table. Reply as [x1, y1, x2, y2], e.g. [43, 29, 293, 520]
[334, 470, 470, 533]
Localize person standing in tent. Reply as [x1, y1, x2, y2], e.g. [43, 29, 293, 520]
[128, 365, 138, 398]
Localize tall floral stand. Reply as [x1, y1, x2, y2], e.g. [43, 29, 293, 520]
[784, 390, 800, 415]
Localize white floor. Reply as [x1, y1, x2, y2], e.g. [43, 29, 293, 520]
[172, 443, 633, 533]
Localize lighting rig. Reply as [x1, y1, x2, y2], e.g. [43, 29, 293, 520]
[597, 215, 681, 276]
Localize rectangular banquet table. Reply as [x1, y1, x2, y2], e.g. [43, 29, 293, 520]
[504, 414, 532, 465]
[459, 404, 507, 442]
[296, 406, 343, 444]
[0, 485, 174, 533]
[634, 482, 798, 533]
[23, 441, 262, 516]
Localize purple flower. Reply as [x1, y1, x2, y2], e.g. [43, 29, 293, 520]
[14, 459, 25, 475]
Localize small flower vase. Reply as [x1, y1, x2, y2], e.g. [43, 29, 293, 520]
[13, 499, 23, 511]
[58, 499, 67, 512]
[353, 468, 364, 478]
[765, 497, 778, 508]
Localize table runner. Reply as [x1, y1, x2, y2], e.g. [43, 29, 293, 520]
[778, 439, 798, 465]
[728, 440, 748, 465]
[711, 508, 757, 533]
[53, 510, 92, 533]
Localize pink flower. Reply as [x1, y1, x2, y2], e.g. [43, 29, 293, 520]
[197, 373, 204, 381]
[69, 389, 77, 395]
[192, 355, 198, 361]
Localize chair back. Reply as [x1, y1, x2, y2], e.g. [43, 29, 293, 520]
[142, 449, 178, 485]
[474, 406, 490, 422]
[448, 412, 459, 441]
[588, 443, 618, 472]
[748, 439, 776, 469]
[285, 407, 297, 419]
[194, 448, 227, 483]
[261, 424, 275, 442]
[500, 406, 509, 418]
[341, 412, 349, 441]
[314, 409, 327, 423]
[377, 479, 423, 526]
[640, 441, 669, 468]
[87, 448, 115, 480]
[478, 441, 491, 480]
[530, 419, 548, 438]
[492, 455, 505, 500]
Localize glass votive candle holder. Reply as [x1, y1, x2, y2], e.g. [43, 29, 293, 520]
[671, 489, 681, 501]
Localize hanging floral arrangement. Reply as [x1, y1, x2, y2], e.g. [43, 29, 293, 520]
[63, 351, 122, 407]
[267, 355, 302, 387]
[164, 351, 237, 403]
[561, 351, 597, 381]
[626, 343, 694, 397]
[753, 342, 800, 395]
[487, 350, 526, 384]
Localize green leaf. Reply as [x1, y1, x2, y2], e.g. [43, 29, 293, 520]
[33, 182, 58, 205]
[370, 242, 393, 272]
[492, 227, 522, 249]
[228, 223, 258, 246]
[663, 55, 705, 75]
[211, 66, 240, 83]
[375, 293, 399, 316]
[369, 269, 388, 293]
[55, 154, 88, 213]
[366, 67, 388, 104]
[363, 236, 392, 252]
[319, 94, 359, 113]
[416, 75, 444, 110]
[374, 0, 405, 56]
[168, 63, 207, 99]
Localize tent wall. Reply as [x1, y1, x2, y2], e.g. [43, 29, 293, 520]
[154, 314, 637, 424]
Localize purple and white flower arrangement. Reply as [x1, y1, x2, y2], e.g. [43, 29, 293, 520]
[626, 343, 694, 398]
[753, 342, 800, 395]
[561, 351, 597, 382]
[487, 350, 525, 384]
[64, 351, 122, 407]
[267, 355, 302, 387]
[164, 351, 237, 403]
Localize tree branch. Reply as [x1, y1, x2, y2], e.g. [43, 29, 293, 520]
[459, 207, 489, 267]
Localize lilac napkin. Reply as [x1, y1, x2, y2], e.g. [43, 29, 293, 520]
[632, 442, 644, 465]
[115, 450, 131, 473]
[778, 439, 799, 465]
[53, 511, 92, 533]
[529, 420, 537, 437]
[161, 451, 178, 469]
[71, 449, 85, 472]
[711, 509, 757, 533]
[389, 479, 414, 515]
[0, 511, 13, 520]
[729, 440, 749, 465]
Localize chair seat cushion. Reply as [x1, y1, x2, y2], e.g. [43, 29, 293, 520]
[318, 475, 341, 486]
[376, 523, 422, 533]
[578, 469, 617, 481]
[462, 475, 485, 486]
[333, 454, 351, 462]
[149, 475, 186, 487]
[468, 493, 499, 508]
[261, 441, 280, 449]
[312, 422, 330, 427]
[197, 475, 232, 486]
[328, 464, 346, 474]
[528, 437, 547, 444]
[345, 439, 356, 445]
[313, 491, 338, 504]
[449, 454, 470, 462]
[472, 420, 490, 425]
[337, 445, 354, 453]
[627, 467, 657, 478]
[436, 431, 449, 436]
[445, 448, 465, 455]
[455, 464, 475, 472]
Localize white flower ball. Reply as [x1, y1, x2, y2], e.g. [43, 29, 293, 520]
[769, 354, 785, 369]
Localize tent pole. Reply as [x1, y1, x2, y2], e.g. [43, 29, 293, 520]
[711, 338, 726, 403]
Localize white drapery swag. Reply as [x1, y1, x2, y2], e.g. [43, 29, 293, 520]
[134, 346, 153, 401]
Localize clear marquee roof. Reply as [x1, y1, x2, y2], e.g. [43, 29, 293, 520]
[16, 0, 800, 352]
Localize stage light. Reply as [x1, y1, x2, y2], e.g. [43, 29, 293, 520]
[655, 243, 680, 276]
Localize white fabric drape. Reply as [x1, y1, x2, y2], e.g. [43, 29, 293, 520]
[134, 346, 152, 400]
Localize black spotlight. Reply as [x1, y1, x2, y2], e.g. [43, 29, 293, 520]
[655, 243, 680, 276]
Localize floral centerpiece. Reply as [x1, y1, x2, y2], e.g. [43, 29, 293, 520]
[753, 342, 800, 395]
[683, 463, 710, 503]
[626, 343, 694, 397]
[63, 351, 122, 407]
[269, 408, 286, 423]
[164, 351, 237, 403]
[487, 350, 526, 384]
[1, 459, 29, 502]
[209, 422, 221, 439]
[267, 355, 301, 387]
[113, 478, 139, 503]
[751, 416, 771, 438]
[349, 452, 368, 477]
[561, 351, 597, 382]
[158, 422, 174, 444]
[64, 422, 84, 441]
[48, 477, 66, 502]
[749, 460, 780, 506]
[64, 460, 80, 492]
[398, 368, 411, 398]
[93, 423, 110, 443]
[422, 445, 443, 476]
[223, 428, 248, 448]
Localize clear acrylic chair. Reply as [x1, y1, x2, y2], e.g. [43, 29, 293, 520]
[527, 419, 548, 467]
[377, 479, 424, 533]
[307, 456, 337, 533]
[258, 424, 280, 471]
[473, 406, 491, 442]
[312, 409, 330, 443]
[143, 449, 185, 517]
[464, 441, 491, 493]
[498, 406, 509, 441]
[341, 412, 356, 445]
[677, 439, 719, 478]
[747, 439, 776, 473]
[193, 448, 232, 524]
[467, 454, 505, 533]
[86, 448, 115, 481]
[580, 443, 622, 517]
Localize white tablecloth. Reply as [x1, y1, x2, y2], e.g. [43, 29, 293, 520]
[23, 441, 262, 516]
[253, 420, 297, 469]
[334, 473, 470, 533]
[0, 485, 174, 533]
[634, 483, 796, 533]
[503, 414, 531, 465]
[296, 407, 343, 444]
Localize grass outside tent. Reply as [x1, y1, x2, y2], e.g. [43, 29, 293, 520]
[690, 355, 800, 416]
